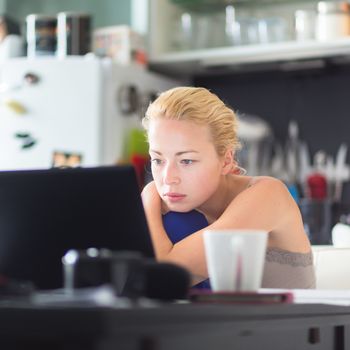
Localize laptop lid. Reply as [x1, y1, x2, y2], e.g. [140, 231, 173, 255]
[0, 165, 154, 289]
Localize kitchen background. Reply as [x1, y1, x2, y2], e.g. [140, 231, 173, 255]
[0, 0, 139, 29]
[1, 0, 350, 244]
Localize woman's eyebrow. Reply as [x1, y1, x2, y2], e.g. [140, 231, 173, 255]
[175, 151, 199, 156]
[149, 150, 199, 156]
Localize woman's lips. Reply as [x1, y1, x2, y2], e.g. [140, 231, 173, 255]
[164, 193, 186, 202]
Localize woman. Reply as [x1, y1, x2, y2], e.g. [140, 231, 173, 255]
[141, 86, 315, 289]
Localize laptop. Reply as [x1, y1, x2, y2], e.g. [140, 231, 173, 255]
[0, 165, 154, 290]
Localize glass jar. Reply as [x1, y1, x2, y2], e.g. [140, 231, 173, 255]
[295, 10, 316, 41]
[56, 12, 91, 57]
[315, 1, 350, 41]
[26, 14, 57, 57]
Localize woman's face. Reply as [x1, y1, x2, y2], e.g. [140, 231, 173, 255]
[148, 118, 225, 212]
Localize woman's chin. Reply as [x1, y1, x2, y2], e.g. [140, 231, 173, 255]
[166, 201, 193, 213]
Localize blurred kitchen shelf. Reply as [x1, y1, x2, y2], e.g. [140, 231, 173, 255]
[149, 37, 350, 77]
[171, 0, 319, 11]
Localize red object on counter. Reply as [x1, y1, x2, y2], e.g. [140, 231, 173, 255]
[307, 172, 327, 200]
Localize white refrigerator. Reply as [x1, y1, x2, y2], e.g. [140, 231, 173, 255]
[0, 56, 179, 170]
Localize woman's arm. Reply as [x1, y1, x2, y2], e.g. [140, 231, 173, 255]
[144, 177, 307, 279]
[142, 181, 211, 284]
[141, 181, 174, 258]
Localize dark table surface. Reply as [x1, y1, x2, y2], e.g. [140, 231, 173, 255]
[2, 298, 350, 350]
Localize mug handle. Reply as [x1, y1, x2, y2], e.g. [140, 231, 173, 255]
[231, 236, 244, 291]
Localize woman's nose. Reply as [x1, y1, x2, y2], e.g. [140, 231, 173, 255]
[163, 163, 180, 185]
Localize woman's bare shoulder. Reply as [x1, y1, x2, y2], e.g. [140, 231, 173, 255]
[214, 175, 294, 232]
[243, 176, 289, 197]
[249, 175, 284, 186]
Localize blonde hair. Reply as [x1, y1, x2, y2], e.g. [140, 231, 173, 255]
[142, 86, 241, 157]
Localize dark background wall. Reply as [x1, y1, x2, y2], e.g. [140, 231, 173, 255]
[194, 63, 350, 202]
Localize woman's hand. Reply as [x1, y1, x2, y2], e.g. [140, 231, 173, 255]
[142, 181, 170, 215]
[141, 181, 161, 214]
[141, 181, 173, 258]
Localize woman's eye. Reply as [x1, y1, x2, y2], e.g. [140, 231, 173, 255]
[181, 159, 194, 165]
[151, 158, 163, 165]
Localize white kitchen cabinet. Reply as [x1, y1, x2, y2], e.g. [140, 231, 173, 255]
[148, 0, 350, 76]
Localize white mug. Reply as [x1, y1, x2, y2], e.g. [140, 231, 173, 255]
[203, 230, 268, 292]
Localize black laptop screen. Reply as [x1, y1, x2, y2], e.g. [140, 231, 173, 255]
[0, 166, 154, 289]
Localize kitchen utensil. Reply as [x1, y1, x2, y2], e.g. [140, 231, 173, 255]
[307, 150, 328, 200]
[259, 139, 273, 176]
[299, 198, 332, 244]
[271, 142, 287, 181]
[285, 120, 300, 184]
[298, 141, 312, 196]
[334, 143, 348, 202]
[237, 113, 272, 176]
[307, 172, 327, 200]
[325, 155, 335, 198]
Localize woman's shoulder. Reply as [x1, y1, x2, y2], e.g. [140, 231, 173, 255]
[237, 176, 299, 221]
[217, 175, 300, 235]
[244, 175, 288, 194]
[230, 175, 293, 214]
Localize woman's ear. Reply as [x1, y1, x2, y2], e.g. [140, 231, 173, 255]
[221, 149, 235, 175]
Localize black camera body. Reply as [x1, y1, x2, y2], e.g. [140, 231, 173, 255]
[62, 248, 191, 301]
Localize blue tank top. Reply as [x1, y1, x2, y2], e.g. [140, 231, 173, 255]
[162, 210, 211, 290]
